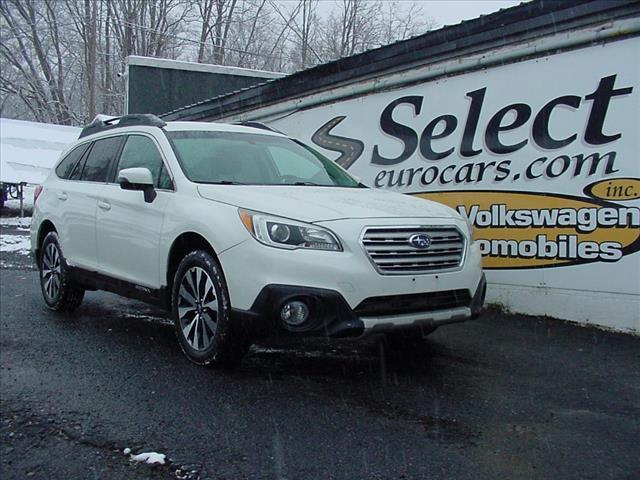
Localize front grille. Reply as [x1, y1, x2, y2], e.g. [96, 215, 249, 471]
[354, 290, 471, 317]
[361, 226, 465, 274]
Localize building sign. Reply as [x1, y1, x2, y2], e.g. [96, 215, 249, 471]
[416, 190, 639, 269]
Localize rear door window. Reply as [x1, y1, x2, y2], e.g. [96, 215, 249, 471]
[116, 135, 173, 189]
[55, 143, 90, 179]
[80, 136, 123, 182]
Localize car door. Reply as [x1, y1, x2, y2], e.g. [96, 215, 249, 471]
[57, 136, 123, 271]
[95, 134, 173, 289]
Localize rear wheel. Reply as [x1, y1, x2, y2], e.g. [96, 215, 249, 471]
[39, 231, 84, 312]
[172, 250, 250, 367]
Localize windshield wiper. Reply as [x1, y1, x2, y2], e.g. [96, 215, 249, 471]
[292, 181, 365, 188]
[205, 180, 246, 185]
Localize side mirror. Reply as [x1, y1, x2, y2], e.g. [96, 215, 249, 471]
[118, 167, 156, 203]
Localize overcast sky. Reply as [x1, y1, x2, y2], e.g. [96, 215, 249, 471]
[424, 0, 525, 27]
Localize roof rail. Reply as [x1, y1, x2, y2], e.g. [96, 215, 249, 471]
[78, 113, 167, 139]
[235, 121, 283, 134]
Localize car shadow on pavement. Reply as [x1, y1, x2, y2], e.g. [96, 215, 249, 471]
[56, 292, 482, 388]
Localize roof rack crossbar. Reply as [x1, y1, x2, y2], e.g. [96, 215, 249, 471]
[78, 113, 167, 139]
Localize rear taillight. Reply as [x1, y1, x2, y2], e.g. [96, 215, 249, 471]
[34, 185, 44, 203]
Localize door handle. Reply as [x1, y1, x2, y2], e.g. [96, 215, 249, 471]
[97, 200, 111, 211]
[58, 192, 68, 201]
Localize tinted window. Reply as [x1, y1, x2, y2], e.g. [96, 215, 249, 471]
[157, 164, 172, 190]
[80, 136, 122, 182]
[69, 146, 91, 180]
[55, 144, 90, 179]
[116, 135, 172, 189]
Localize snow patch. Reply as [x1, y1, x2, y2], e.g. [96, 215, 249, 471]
[123, 447, 131, 455]
[0, 235, 31, 254]
[123, 313, 173, 326]
[252, 346, 289, 354]
[0, 216, 32, 228]
[0, 261, 30, 269]
[252, 345, 348, 359]
[130, 452, 166, 465]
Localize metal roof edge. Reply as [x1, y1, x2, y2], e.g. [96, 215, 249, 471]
[126, 55, 285, 79]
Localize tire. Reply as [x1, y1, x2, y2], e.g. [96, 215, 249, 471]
[39, 231, 84, 312]
[171, 250, 250, 367]
[384, 326, 437, 350]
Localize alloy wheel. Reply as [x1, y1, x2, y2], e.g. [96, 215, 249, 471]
[42, 243, 61, 300]
[177, 266, 219, 351]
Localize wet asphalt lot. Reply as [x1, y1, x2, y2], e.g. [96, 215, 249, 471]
[1, 246, 639, 479]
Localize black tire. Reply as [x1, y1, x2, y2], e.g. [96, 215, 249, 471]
[171, 250, 250, 367]
[39, 231, 84, 312]
[384, 325, 437, 350]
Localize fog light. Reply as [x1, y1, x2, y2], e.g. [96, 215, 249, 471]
[280, 300, 309, 326]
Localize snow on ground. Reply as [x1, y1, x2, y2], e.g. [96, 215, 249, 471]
[252, 345, 359, 360]
[0, 234, 31, 255]
[122, 312, 173, 326]
[130, 451, 166, 465]
[0, 216, 31, 228]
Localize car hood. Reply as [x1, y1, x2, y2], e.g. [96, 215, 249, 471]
[197, 185, 458, 223]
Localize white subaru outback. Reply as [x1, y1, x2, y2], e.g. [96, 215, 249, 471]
[31, 114, 485, 366]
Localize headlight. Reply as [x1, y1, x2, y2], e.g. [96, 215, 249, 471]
[238, 209, 342, 251]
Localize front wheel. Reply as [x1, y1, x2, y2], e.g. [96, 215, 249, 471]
[39, 231, 84, 312]
[171, 250, 250, 367]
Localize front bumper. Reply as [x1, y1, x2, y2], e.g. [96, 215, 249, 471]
[231, 273, 486, 339]
[219, 218, 484, 312]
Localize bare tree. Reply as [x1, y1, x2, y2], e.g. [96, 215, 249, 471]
[231, 0, 267, 68]
[0, 0, 435, 123]
[258, 2, 297, 71]
[0, 0, 194, 122]
[320, 0, 433, 61]
[85, 0, 98, 119]
[379, 1, 435, 45]
[220, 0, 291, 71]
[0, 0, 76, 124]
[103, 0, 114, 113]
[108, 0, 191, 58]
[64, 0, 98, 119]
[298, 0, 317, 68]
[194, 0, 238, 64]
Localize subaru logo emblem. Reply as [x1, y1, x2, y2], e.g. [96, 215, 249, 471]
[409, 234, 432, 249]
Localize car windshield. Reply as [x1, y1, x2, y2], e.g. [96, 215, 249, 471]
[166, 130, 361, 187]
